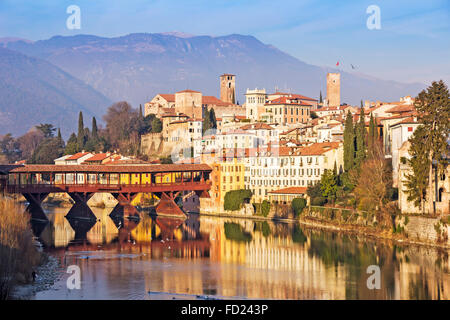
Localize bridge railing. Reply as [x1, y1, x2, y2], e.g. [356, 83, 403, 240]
[5, 179, 212, 192]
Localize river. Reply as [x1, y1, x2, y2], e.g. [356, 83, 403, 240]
[28, 204, 449, 300]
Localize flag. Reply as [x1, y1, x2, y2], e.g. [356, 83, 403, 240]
[336, 61, 339, 66]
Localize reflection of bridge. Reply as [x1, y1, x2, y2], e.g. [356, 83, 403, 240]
[0, 164, 212, 219]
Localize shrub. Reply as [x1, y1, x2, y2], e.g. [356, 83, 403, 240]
[291, 198, 307, 217]
[0, 196, 42, 299]
[311, 197, 326, 206]
[224, 189, 252, 211]
[261, 200, 271, 217]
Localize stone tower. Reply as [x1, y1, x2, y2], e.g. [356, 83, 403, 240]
[326, 73, 340, 107]
[220, 74, 236, 104]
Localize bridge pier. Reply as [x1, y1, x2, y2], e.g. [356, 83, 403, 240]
[155, 191, 186, 218]
[23, 193, 49, 221]
[66, 192, 97, 221]
[110, 192, 140, 219]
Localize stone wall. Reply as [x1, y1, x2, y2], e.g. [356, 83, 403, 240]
[199, 197, 254, 216]
[395, 215, 450, 245]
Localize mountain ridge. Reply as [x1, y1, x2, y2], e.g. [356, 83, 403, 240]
[0, 47, 111, 137]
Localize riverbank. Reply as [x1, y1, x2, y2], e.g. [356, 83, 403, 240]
[197, 209, 450, 250]
[10, 254, 62, 300]
[298, 216, 449, 250]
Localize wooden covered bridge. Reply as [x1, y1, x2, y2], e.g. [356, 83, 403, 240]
[0, 163, 212, 218]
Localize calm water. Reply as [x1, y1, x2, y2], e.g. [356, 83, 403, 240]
[29, 204, 449, 300]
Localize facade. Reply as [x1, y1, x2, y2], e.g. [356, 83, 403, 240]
[390, 117, 420, 187]
[245, 88, 267, 121]
[397, 141, 449, 215]
[326, 73, 340, 107]
[263, 97, 312, 125]
[245, 142, 343, 203]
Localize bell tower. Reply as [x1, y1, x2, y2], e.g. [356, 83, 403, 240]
[220, 74, 236, 104]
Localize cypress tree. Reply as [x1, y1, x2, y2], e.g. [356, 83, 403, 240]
[319, 91, 323, 104]
[343, 111, 355, 171]
[355, 106, 366, 167]
[203, 108, 211, 134]
[139, 104, 143, 119]
[368, 112, 376, 155]
[92, 117, 98, 140]
[209, 108, 217, 129]
[77, 111, 85, 151]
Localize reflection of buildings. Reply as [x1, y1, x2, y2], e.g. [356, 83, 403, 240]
[33, 209, 450, 300]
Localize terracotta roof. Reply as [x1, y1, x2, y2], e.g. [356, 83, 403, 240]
[267, 97, 313, 106]
[269, 92, 317, 101]
[176, 89, 201, 93]
[386, 105, 415, 114]
[202, 95, 233, 106]
[269, 187, 308, 194]
[9, 164, 212, 173]
[84, 153, 109, 162]
[158, 94, 175, 102]
[66, 152, 90, 160]
[240, 123, 274, 130]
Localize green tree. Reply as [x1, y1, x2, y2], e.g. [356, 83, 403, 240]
[139, 104, 143, 119]
[64, 133, 79, 155]
[224, 189, 252, 211]
[203, 108, 211, 134]
[310, 111, 318, 119]
[151, 117, 162, 133]
[77, 111, 86, 150]
[209, 108, 217, 129]
[368, 112, 376, 156]
[30, 137, 64, 164]
[292, 197, 307, 217]
[91, 117, 98, 140]
[405, 80, 450, 214]
[0, 133, 21, 163]
[36, 123, 56, 138]
[320, 169, 338, 203]
[56, 128, 64, 149]
[319, 91, 323, 104]
[355, 106, 366, 167]
[343, 111, 355, 171]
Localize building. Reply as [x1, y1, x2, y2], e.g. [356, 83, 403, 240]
[267, 92, 318, 109]
[263, 96, 313, 125]
[397, 141, 449, 214]
[326, 73, 340, 107]
[245, 88, 267, 121]
[245, 142, 343, 203]
[390, 117, 420, 187]
[55, 152, 93, 165]
[220, 74, 236, 104]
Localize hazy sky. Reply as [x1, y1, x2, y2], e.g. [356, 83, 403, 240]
[0, 0, 449, 85]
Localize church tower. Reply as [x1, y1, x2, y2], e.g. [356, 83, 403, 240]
[220, 74, 236, 104]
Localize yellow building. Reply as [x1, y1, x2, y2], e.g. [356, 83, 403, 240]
[210, 152, 246, 207]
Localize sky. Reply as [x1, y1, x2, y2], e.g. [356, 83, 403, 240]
[0, 0, 449, 85]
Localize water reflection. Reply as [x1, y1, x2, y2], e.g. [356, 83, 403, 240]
[30, 205, 450, 300]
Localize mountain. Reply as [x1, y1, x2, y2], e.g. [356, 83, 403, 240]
[5, 33, 425, 107]
[0, 47, 111, 137]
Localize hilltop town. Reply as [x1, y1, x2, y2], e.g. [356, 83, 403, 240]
[1, 72, 449, 238]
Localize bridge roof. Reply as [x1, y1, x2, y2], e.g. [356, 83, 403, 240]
[0, 164, 24, 174]
[7, 163, 212, 174]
